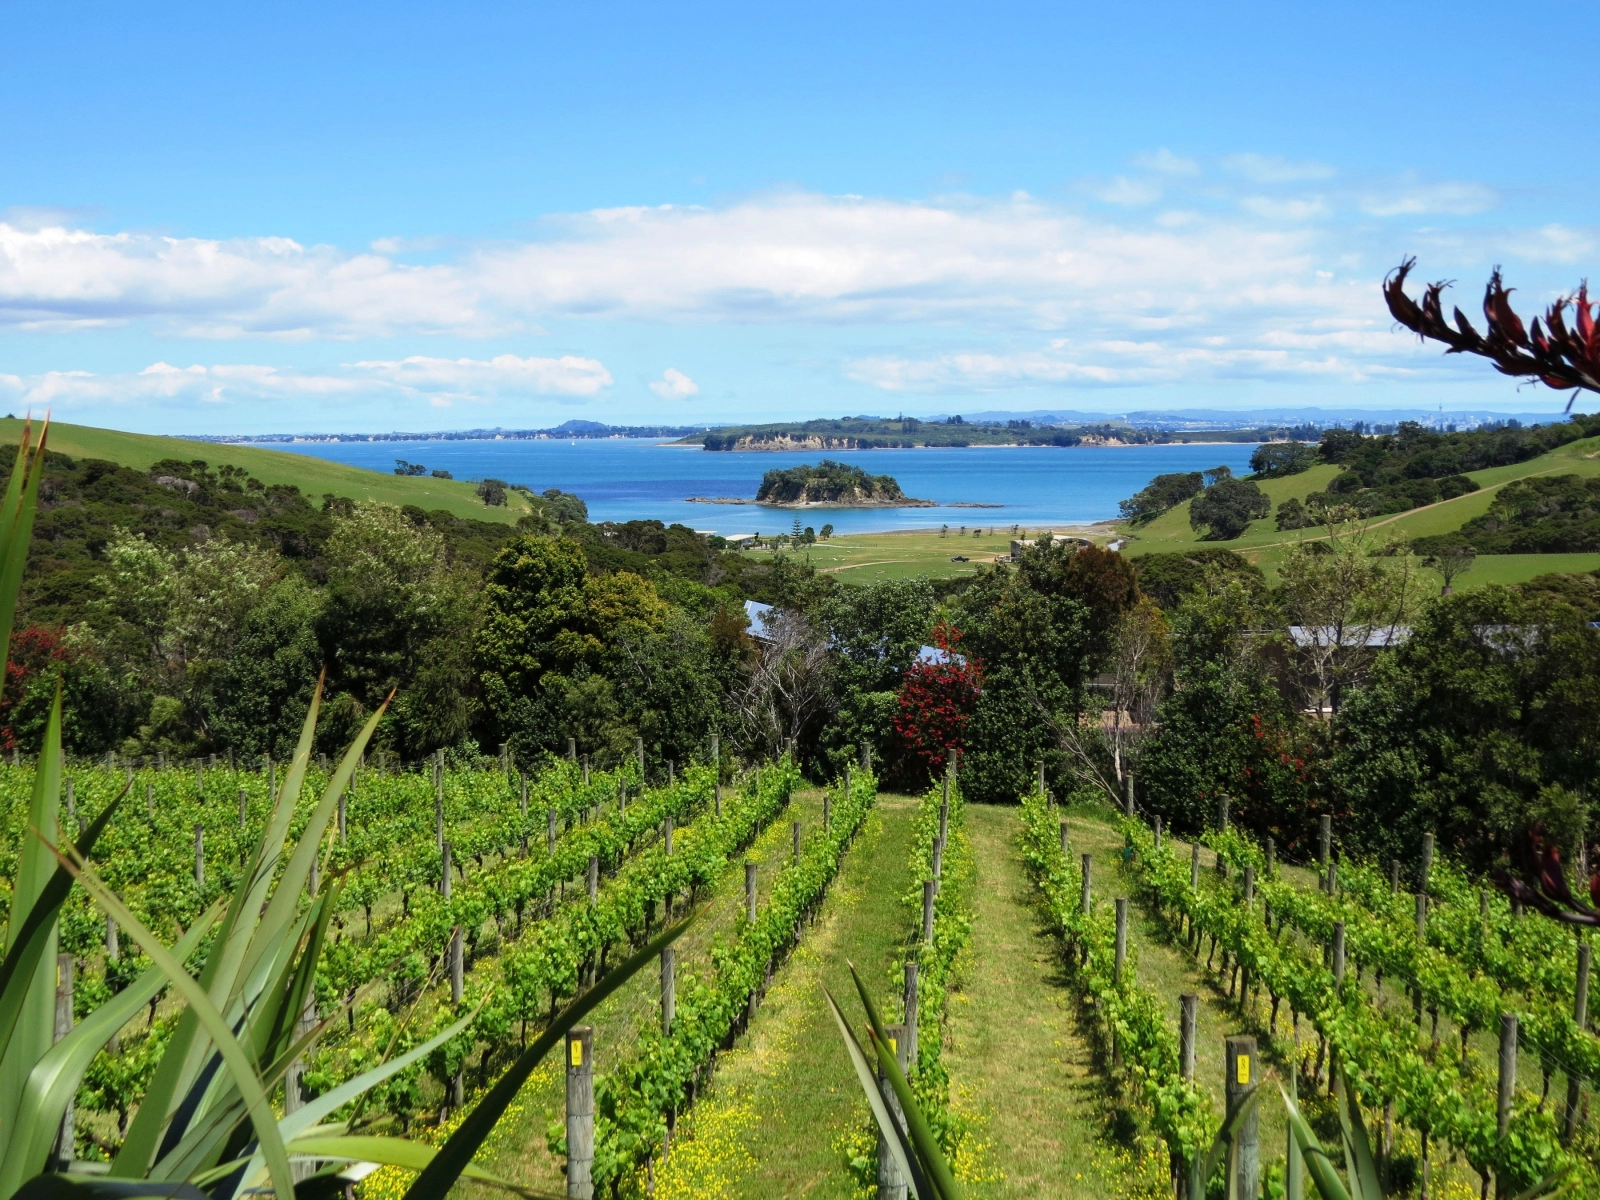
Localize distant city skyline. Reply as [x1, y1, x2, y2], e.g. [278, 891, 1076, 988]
[5, 1, 1600, 434]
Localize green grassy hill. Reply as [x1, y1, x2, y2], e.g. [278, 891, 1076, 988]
[1, 418, 530, 524]
[1120, 438, 1600, 584]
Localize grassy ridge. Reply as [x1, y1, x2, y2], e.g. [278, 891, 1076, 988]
[1120, 438, 1600, 584]
[0, 419, 530, 523]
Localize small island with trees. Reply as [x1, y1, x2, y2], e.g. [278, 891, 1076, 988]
[688, 459, 933, 508]
[754, 459, 932, 507]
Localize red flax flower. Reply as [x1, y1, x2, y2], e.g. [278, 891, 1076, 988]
[894, 623, 983, 780]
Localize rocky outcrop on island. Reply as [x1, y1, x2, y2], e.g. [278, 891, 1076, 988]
[752, 460, 933, 508]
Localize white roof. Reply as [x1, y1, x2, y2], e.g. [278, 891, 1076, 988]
[1286, 625, 1410, 648]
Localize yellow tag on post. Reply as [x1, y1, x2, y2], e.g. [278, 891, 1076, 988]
[1236, 1054, 1251, 1086]
[570, 1040, 583, 1068]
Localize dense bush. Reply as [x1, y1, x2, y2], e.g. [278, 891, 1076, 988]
[1188, 477, 1269, 540]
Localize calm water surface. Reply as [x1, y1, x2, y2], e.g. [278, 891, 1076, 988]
[284, 439, 1259, 535]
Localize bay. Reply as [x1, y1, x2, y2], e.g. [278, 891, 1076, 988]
[281, 438, 1261, 534]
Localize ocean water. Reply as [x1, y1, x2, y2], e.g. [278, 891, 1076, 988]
[281, 438, 1260, 535]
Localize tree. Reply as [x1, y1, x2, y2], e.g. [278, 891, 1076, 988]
[1423, 541, 1476, 594]
[820, 578, 936, 777]
[1329, 587, 1600, 872]
[1118, 471, 1203, 524]
[1139, 575, 1315, 846]
[1277, 521, 1415, 717]
[735, 607, 834, 758]
[476, 478, 508, 506]
[1189, 477, 1270, 540]
[1249, 441, 1315, 477]
[893, 624, 982, 781]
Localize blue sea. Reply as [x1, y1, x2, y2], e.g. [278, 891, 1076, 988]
[282, 438, 1260, 535]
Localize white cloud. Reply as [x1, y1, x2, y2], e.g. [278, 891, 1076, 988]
[0, 352, 613, 412]
[1130, 149, 1200, 176]
[1359, 180, 1497, 217]
[648, 368, 699, 399]
[1091, 176, 1163, 206]
[352, 354, 613, 396]
[1222, 153, 1336, 184]
[1240, 195, 1330, 221]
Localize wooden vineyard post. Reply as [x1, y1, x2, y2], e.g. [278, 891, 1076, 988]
[1568, 941, 1591, 1141]
[450, 925, 464, 1005]
[824, 789, 832, 835]
[903, 962, 919, 1069]
[1080, 854, 1093, 914]
[1037, 760, 1045, 794]
[661, 947, 676, 1034]
[1191, 842, 1200, 893]
[53, 954, 73, 1169]
[1125, 770, 1134, 817]
[792, 820, 801, 864]
[194, 824, 204, 889]
[105, 913, 118, 969]
[567, 737, 576, 761]
[145, 782, 154, 818]
[1498, 1013, 1518, 1141]
[1318, 815, 1331, 891]
[1180, 994, 1197, 1080]
[1225, 1035, 1260, 1200]
[238, 788, 248, 830]
[617, 779, 625, 815]
[635, 736, 645, 776]
[442, 842, 453, 898]
[714, 776, 722, 818]
[667, 760, 674, 786]
[581, 754, 589, 786]
[1391, 858, 1402, 893]
[548, 807, 557, 854]
[1060, 821, 1069, 856]
[1330, 921, 1346, 1097]
[520, 774, 528, 818]
[1154, 816, 1162, 852]
[588, 855, 599, 903]
[746, 863, 758, 923]
[566, 1027, 594, 1200]
[932, 827, 944, 880]
[337, 790, 346, 841]
[877, 1022, 909, 1200]
[922, 881, 937, 944]
[1421, 831, 1435, 895]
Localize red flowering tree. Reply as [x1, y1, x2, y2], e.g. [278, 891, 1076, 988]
[893, 623, 983, 785]
[0, 627, 70, 751]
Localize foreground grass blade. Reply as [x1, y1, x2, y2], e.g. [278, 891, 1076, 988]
[848, 964, 962, 1200]
[1335, 1072, 1381, 1200]
[1280, 1084, 1352, 1200]
[399, 912, 698, 1200]
[47, 842, 298, 1200]
[821, 985, 924, 1198]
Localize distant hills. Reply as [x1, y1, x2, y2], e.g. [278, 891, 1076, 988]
[194, 408, 1583, 444]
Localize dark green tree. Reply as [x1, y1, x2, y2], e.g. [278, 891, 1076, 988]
[1189, 477, 1270, 540]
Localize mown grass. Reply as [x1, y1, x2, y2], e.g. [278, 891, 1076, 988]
[0, 418, 530, 524]
[649, 792, 920, 1199]
[941, 803, 1147, 1199]
[743, 523, 1110, 583]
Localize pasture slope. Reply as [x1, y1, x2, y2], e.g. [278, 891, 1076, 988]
[0, 418, 529, 523]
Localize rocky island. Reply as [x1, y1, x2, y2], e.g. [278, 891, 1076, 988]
[687, 459, 934, 508]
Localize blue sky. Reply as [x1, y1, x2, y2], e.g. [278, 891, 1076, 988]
[4, 1, 1600, 433]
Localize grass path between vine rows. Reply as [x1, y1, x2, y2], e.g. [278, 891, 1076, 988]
[479, 785, 829, 1194]
[939, 802, 1134, 1200]
[648, 792, 919, 1199]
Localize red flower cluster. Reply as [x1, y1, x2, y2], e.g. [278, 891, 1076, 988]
[0, 627, 71, 751]
[894, 623, 983, 781]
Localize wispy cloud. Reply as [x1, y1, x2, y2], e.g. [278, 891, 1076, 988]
[1359, 179, 1497, 217]
[1221, 153, 1336, 184]
[0, 353, 614, 414]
